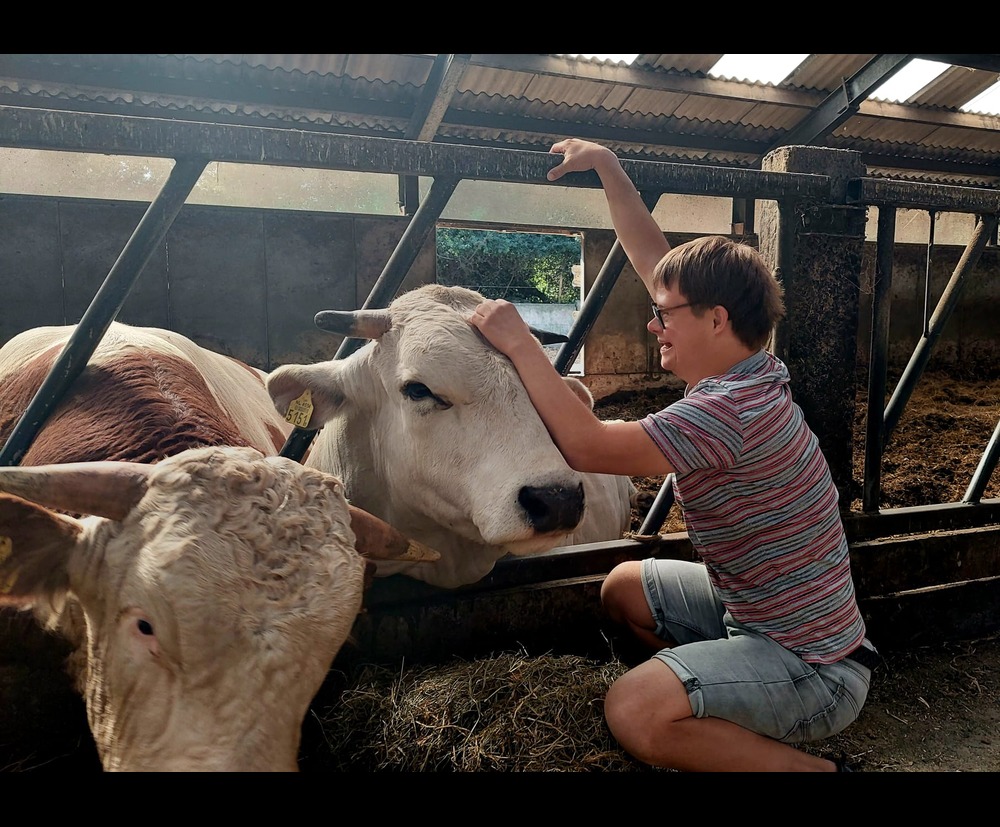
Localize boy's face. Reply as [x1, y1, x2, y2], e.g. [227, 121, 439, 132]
[648, 286, 714, 383]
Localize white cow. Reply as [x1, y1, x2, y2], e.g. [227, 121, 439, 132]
[267, 284, 636, 589]
[0, 445, 437, 772]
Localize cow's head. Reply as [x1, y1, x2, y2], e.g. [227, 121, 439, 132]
[0, 445, 437, 771]
[267, 284, 609, 588]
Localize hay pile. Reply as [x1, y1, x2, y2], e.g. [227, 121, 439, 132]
[304, 649, 668, 772]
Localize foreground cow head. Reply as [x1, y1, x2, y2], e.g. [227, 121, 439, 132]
[0, 445, 437, 772]
[267, 284, 634, 589]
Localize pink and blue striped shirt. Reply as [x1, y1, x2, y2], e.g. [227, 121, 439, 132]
[640, 349, 866, 663]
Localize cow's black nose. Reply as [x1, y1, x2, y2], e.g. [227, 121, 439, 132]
[518, 482, 585, 533]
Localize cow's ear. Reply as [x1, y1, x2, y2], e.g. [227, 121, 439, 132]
[562, 376, 596, 411]
[267, 362, 349, 429]
[0, 495, 79, 607]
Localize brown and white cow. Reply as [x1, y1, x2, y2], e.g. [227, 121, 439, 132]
[267, 284, 637, 589]
[0, 323, 291, 466]
[0, 325, 437, 771]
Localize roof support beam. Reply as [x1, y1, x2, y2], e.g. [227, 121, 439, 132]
[769, 54, 914, 150]
[399, 53, 470, 215]
[406, 53, 469, 142]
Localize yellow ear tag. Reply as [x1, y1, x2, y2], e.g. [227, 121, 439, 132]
[0, 536, 16, 594]
[284, 389, 315, 429]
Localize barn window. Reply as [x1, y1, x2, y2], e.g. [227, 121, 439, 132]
[436, 226, 584, 373]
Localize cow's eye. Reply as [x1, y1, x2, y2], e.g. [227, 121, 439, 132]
[401, 382, 451, 409]
[403, 381, 433, 400]
[137, 619, 155, 636]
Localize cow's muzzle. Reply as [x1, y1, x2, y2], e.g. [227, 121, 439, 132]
[517, 482, 585, 533]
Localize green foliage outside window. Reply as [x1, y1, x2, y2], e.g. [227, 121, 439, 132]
[436, 228, 581, 304]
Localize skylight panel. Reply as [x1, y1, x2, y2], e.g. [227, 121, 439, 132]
[869, 58, 950, 103]
[960, 79, 1000, 116]
[707, 54, 808, 84]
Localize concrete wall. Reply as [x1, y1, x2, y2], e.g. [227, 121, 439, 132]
[1, 193, 997, 396]
[858, 241, 1000, 380]
[0, 194, 435, 370]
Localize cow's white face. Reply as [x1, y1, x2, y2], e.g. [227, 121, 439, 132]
[0, 446, 365, 771]
[268, 285, 634, 588]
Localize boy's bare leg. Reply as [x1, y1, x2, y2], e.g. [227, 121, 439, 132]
[601, 561, 840, 772]
[604, 660, 839, 772]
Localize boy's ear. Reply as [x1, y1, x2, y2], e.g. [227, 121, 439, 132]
[712, 305, 729, 330]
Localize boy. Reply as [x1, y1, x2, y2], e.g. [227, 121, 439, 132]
[468, 138, 877, 772]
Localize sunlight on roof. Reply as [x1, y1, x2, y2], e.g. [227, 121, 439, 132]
[708, 54, 808, 84]
[960, 80, 1000, 116]
[563, 54, 640, 64]
[869, 58, 950, 103]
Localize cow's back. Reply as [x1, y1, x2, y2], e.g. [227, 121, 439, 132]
[0, 324, 291, 465]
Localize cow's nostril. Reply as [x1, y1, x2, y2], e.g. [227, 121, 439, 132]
[518, 482, 585, 533]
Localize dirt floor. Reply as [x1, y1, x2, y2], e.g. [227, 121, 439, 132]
[592, 369, 1000, 772]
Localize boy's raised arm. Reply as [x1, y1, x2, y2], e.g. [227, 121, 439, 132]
[547, 138, 670, 291]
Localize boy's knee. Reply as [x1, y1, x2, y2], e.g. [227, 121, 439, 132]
[600, 560, 642, 618]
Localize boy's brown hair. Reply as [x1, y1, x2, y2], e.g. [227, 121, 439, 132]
[652, 235, 785, 350]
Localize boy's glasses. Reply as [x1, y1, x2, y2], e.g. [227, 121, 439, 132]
[650, 301, 694, 328]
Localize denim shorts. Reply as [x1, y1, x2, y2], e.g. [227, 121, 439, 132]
[641, 557, 874, 744]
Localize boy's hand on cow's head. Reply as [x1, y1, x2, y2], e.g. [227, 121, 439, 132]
[468, 299, 538, 359]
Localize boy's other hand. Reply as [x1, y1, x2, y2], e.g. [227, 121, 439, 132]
[547, 138, 617, 181]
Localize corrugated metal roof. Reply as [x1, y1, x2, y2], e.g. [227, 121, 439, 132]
[0, 53, 997, 188]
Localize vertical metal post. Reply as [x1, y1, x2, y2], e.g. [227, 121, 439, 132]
[863, 206, 896, 512]
[922, 210, 936, 338]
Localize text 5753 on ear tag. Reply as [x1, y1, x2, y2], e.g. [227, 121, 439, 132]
[285, 389, 314, 429]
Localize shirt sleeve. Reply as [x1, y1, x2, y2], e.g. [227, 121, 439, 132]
[640, 382, 744, 472]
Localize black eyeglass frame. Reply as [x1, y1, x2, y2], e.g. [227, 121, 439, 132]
[650, 301, 696, 328]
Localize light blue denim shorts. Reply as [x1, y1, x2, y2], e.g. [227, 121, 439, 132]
[641, 557, 874, 744]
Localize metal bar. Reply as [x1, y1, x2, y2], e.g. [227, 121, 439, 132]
[848, 177, 1000, 215]
[0, 159, 208, 467]
[278, 175, 461, 462]
[638, 473, 677, 536]
[923, 211, 936, 338]
[883, 213, 999, 444]
[965, 420, 1000, 504]
[771, 54, 912, 149]
[553, 190, 662, 376]
[337, 175, 461, 357]
[843, 498, 1000, 541]
[0, 105, 833, 201]
[863, 206, 896, 512]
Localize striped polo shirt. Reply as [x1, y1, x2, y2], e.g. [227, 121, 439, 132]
[640, 349, 866, 663]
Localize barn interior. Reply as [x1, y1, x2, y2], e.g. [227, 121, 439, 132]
[1, 53, 999, 667]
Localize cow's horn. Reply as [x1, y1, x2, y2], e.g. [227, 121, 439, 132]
[529, 327, 570, 345]
[0, 461, 152, 520]
[314, 308, 393, 340]
[348, 505, 440, 562]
